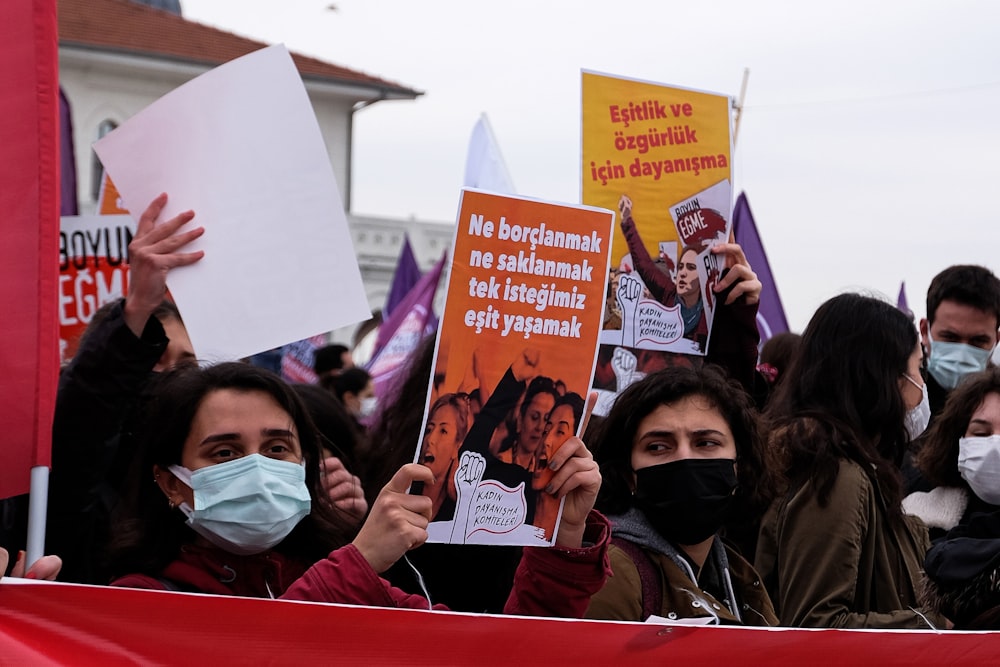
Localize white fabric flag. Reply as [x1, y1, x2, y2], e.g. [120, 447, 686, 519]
[463, 113, 516, 194]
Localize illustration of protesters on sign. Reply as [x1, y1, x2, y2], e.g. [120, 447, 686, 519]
[413, 189, 613, 546]
[607, 179, 731, 356]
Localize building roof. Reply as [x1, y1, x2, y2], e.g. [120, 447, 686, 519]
[58, 0, 422, 99]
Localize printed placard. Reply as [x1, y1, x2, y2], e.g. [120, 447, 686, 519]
[582, 71, 733, 413]
[414, 189, 613, 546]
[58, 214, 136, 362]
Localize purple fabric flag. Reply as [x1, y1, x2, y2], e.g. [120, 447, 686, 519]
[733, 192, 789, 342]
[367, 251, 446, 399]
[384, 235, 421, 319]
[59, 87, 78, 216]
[896, 281, 913, 319]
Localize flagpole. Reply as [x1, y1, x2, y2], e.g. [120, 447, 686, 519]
[25, 466, 49, 568]
[733, 68, 750, 146]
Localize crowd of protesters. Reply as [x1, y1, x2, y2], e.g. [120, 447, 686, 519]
[3, 192, 1000, 631]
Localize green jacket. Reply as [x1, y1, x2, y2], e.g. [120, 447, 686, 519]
[756, 458, 946, 628]
[585, 538, 777, 625]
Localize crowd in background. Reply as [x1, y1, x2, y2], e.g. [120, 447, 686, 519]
[4, 193, 1000, 632]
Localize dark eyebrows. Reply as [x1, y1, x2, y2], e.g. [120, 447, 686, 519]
[198, 428, 296, 447]
[262, 428, 296, 440]
[199, 433, 240, 447]
[638, 428, 726, 440]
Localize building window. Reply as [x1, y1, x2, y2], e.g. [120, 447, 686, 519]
[90, 119, 118, 202]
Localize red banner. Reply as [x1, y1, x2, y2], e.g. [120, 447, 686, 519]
[0, 581, 997, 664]
[0, 0, 59, 498]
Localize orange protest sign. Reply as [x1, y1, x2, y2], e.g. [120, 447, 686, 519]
[415, 189, 614, 546]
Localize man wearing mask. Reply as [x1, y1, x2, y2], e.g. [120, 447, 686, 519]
[921, 265, 1000, 418]
[903, 265, 1000, 494]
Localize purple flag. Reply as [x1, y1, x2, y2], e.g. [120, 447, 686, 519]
[384, 235, 421, 319]
[733, 192, 788, 342]
[367, 251, 446, 399]
[896, 281, 913, 319]
[59, 87, 78, 216]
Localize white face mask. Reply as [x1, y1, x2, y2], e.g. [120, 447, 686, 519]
[958, 435, 1000, 505]
[359, 396, 378, 418]
[169, 454, 312, 555]
[902, 374, 931, 441]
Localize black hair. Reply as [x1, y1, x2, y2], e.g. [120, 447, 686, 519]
[549, 391, 585, 433]
[363, 334, 437, 505]
[918, 367, 1000, 488]
[329, 367, 372, 403]
[109, 362, 355, 577]
[926, 265, 1000, 328]
[593, 364, 774, 516]
[766, 293, 917, 513]
[291, 383, 369, 475]
[314, 343, 351, 376]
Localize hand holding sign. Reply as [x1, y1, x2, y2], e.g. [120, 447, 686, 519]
[710, 242, 761, 305]
[547, 394, 602, 548]
[352, 463, 433, 573]
[123, 193, 204, 338]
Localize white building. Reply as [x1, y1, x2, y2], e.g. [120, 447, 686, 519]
[58, 0, 453, 349]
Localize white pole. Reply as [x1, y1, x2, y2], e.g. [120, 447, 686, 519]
[25, 466, 49, 570]
[733, 68, 751, 146]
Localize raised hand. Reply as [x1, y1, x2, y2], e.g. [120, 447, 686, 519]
[123, 193, 204, 337]
[351, 463, 433, 573]
[321, 456, 368, 525]
[710, 242, 761, 305]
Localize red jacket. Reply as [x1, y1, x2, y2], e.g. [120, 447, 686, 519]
[111, 510, 611, 617]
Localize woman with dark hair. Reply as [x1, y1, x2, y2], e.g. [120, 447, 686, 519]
[585, 365, 779, 624]
[109, 362, 609, 617]
[905, 367, 1000, 537]
[755, 293, 947, 628]
[913, 367, 1000, 628]
[420, 393, 473, 520]
[495, 375, 559, 471]
[534, 392, 586, 540]
[327, 367, 376, 423]
[292, 383, 369, 525]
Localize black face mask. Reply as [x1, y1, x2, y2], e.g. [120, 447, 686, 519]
[633, 458, 738, 546]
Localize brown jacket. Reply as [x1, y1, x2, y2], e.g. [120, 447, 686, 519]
[756, 458, 946, 628]
[585, 539, 777, 625]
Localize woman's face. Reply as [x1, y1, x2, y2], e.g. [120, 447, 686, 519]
[517, 392, 556, 454]
[900, 341, 925, 410]
[630, 395, 736, 472]
[172, 388, 302, 506]
[345, 380, 375, 417]
[541, 404, 576, 464]
[676, 250, 700, 299]
[421, 404, 461, 481]
[966, 392, 1000, 437]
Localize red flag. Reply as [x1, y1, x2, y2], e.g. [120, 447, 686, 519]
[0, 0, 59, 499]
[0, 582, 998, 663]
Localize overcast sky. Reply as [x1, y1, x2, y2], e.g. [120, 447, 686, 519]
[182, 0, 1000, 332]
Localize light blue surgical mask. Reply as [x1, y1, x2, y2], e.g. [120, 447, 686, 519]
[169, 454, 311, 556]
[927, 332, 992, 390]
